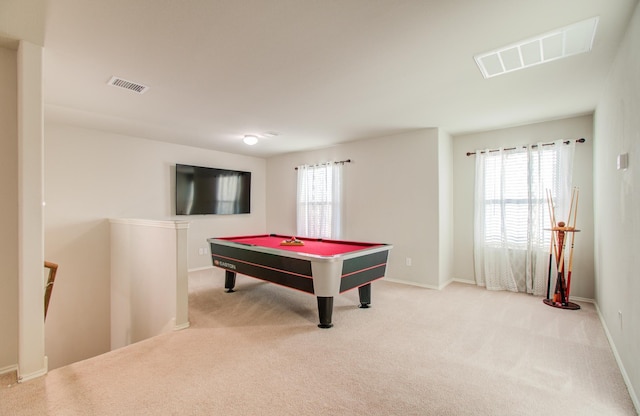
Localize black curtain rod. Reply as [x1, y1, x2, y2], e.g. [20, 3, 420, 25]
[294, 159, 351, 170]
[466, 138, 585, 157]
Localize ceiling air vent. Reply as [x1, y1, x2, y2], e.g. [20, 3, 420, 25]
[107, 76, 149, 94]
[474, 16, 599, 79]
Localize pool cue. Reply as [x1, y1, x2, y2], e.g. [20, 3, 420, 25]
[553, 223, 567, 304]
[560, 186, 576, 302]
[545, 189, 557, 300]
[566, 188, 579, 299]
[552, 185, 578, 305]
[547, 189, 559, 259]
[554, 224, 568, 305]
[547, 189, 562, 299]
[546, 228, 554, 300]
[566, 186, 576, 233]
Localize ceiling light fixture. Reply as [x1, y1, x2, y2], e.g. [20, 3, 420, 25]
[474, 16, 599, 79]
[243, 135, 259, 145]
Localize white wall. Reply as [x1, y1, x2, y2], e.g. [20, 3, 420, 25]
[266, 128, 451, 289]
[0, 0, 47, 46]
[451, 115, 595, 299]
[44, 122, 267, 369]
[438, 130, 454, 287]
[593, 1, 640, 408]
[0, 45, 18, 374]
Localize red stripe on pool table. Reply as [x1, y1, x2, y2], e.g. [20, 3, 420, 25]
[215, 253, 387, 282]
[213, 254, 312, 279]
[341, 263, 387, 278]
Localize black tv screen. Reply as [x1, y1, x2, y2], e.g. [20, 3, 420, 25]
[175, 164, 251, 215]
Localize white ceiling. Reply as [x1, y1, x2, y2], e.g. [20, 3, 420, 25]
[42, 0, 638, 157]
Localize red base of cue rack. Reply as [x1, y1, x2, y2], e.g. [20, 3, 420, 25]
[542, 298, 581, 310]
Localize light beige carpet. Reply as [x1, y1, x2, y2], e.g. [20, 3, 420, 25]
[1, 269, 636, 415]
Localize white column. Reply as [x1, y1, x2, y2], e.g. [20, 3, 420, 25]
[17, 40, 46, 382]
[110, 219, 190, 350]
[174, 222, 190, 330]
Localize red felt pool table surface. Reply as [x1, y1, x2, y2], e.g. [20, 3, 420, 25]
[217, 234, 384, 256]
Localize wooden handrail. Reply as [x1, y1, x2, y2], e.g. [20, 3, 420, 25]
[44, 261, 59, 320]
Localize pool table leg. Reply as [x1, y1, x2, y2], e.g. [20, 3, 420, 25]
[224, 270, 236, 293]
[317, 297, 334, 329]
[358, 283, 371, 308]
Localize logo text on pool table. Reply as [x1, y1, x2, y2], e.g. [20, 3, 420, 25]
[214, 259, 237, 270]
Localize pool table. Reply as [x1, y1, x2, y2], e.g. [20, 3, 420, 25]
[207, 234, 393, 328]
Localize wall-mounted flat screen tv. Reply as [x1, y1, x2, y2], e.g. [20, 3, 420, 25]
[175, 164, 251, 215]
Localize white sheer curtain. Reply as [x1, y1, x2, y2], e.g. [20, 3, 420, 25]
[473, 141, 575, 295]
[296, 162, 343, 239]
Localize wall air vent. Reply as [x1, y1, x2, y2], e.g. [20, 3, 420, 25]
[107, 76, 149, 94]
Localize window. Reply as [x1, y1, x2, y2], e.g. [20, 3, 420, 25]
[481, 147, 559, 249]
[296, 163, 343, 239]
[474, 141, 575, 294]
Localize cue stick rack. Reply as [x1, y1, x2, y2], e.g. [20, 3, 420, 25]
[543, 187, 581, 310]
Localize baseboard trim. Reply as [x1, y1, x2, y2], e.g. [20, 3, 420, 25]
[382, 277, 451, 290]
[570, 295, 595, 304]
[174, 322, 190, 331]
[382, 277, 477, 291]
[452, 278, 476, 285]
[18, 356, 48, 383]
[18, 368, 48, 383]
[0, 364, 18, 376]
[594, 302, 639, 414]
[188, 265, 214, 273]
